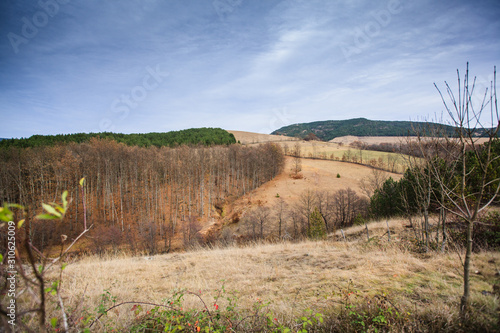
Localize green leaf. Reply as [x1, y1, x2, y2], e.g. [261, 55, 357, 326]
[0, 254, 3, 263]
[62, 190, 68, 211]
[53, 204, 65, 214]
[17, 219, 25, 228]
[79, 177, 85, 186]
[50, 317, 58, 328]
[36, 213, 59, 220]
[38, 265, 44, 274]
[7, 203, 24, 209]
[0, 205, 13, 222]
[62, 263, 68, 270]
[42, 203, 62, 217]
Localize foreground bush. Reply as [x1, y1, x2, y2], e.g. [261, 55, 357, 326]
[94, 283, 497, 333]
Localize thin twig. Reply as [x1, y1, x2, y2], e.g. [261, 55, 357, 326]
[88, 302, 175, 328]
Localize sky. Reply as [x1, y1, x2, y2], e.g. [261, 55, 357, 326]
[0, 0, 499, 139]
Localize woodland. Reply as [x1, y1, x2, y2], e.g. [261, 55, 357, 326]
[0, 134, 284, 255]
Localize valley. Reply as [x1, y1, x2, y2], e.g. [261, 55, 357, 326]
[2, 127, 499, 332]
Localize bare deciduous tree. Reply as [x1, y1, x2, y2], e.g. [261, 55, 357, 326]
[418, 63, 499, 317]
[292, 142, 302, 176]
[359, 168, 389, 198]
[331, 188, 369, 229]
[274, 198, 288, 239]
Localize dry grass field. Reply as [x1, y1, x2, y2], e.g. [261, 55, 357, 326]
[228, 130, 299, 145]
[40, 220, 499, 331]
[229, 131, 407, 173]
[329, 135, 491, 146]
[329, 136, 408, 145]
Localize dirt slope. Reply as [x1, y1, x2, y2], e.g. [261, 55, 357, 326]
[203, 155, 402, 237]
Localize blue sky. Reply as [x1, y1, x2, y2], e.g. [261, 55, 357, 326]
[1, 0, 499, 138]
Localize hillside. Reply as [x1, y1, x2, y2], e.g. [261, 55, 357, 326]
[0, 137, 284, 255]
[272, 118, 468, 141]
[201, 155, 402, 239]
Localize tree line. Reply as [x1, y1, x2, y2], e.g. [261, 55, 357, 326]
[0, 127, 236, 149]
[238, 188, 370, 242]
[370, 138, 500, 251]
[0, 139, 284, 254]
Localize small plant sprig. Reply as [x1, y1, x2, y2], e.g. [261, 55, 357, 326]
[0, 178, 93, 332]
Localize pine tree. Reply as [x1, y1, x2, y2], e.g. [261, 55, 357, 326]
[307, 207, 326, 239]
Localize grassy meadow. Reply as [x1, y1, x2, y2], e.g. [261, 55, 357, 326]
[238, 136, 407, 174]
[28, 218, 499, 332]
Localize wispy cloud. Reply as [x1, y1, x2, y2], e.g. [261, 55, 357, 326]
[0, 0, 498, 138]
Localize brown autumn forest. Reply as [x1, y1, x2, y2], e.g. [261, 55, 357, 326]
[0, 138, 284, 254]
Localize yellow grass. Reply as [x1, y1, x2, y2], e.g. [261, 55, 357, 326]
[330, 136, 408, 145]
[32, 228, 499, 331]
[227, 130, 299, 145]
[229, 130, 407, 173]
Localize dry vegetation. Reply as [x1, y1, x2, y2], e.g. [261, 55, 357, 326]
[329, 136, 409, 146]
[37, 221, 499, 331]
[204, 155, 402, 240]
[227, 131, 299, 145]
[230, 131, 407, 173]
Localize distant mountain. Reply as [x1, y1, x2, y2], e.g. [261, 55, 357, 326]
[271, 118, 491, 141]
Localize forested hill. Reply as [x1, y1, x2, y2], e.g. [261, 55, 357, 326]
[272, 118, 463, 141]
[0, 128, 236, 148]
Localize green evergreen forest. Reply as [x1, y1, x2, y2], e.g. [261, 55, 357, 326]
[272, 118, 494, 141]
[0, 128, 236, 148]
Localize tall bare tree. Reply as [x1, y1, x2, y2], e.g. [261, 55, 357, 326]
[419, 63, 499, 317]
